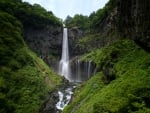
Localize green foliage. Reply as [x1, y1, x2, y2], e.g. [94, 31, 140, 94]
[64, 0, 118, 32]
[81, 39, 136, 66]
[63, 72, 105, 113]
[62, 0, 119, 35]
[0, 11, 62, 113]
[75, 34, 96, 52]
[64, 14, 90, 31]
[0, 0, 62, 28]
[76, 31, 119, 60]
[0, 11, 24, 65]
[64, 39, 150, 113]
[90, 0, 118, 30]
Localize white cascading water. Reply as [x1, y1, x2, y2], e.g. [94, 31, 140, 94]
[76, 59, 81, 82]
[59, 28, 71, 81]
[56, 88, 73, 111]
[87, 61, 91, 79]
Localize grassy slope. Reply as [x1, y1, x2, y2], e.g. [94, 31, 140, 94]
[0, 11, 62, 113]
[63, 39, 150, 113]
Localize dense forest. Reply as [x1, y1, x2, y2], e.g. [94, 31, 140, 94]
[0, 0, 150, 113]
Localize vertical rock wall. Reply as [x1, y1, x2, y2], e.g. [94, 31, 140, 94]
[24, 25, 63, 70]
[68, 27, 84, 57]
[117, 0, 150, 51]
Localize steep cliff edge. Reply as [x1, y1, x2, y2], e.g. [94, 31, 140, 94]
[93, 0, 150, 51]
[117, 0, 150, 51]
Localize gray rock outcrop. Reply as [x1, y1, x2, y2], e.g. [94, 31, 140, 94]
[24, 25, 63, 70]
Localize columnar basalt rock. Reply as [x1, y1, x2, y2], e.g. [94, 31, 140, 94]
[92, 0, 150, 51]
[117, 0, 150, 51]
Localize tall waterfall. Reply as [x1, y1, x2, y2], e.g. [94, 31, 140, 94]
[59, 28, 71, 81]
[58, 28, 96, 82]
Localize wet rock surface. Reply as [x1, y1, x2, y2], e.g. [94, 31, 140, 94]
[39, 78, 76, 113]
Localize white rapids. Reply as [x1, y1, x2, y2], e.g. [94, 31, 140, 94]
[56, 87, 73, 111]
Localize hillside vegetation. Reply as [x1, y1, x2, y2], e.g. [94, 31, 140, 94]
[64, 39, 150, 113]
[0, 0, 149, 113]
[0, 1, 62, 112]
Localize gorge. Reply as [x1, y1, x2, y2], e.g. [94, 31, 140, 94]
[54, 28, 95, 112]
[0, 0, 150, 113]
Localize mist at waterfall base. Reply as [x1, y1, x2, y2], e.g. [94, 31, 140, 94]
[58, 28, 95, 82]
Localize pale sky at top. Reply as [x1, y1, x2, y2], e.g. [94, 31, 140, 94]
[23, 0, 109, 20]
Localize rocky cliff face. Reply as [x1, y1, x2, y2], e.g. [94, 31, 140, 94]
[117, 0, 150, 51]
[94, 0, 150, 51]
[98, 0, 150, 51]
[24, 25, 63, 70]
[68, 27, 84, 57]
[24, 25, 84, 70]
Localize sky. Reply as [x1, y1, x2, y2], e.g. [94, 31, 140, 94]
[22, 0, 109, 20]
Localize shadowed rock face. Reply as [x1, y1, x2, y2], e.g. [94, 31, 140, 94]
[23, 25, 85, 71]
[93, 0, 150, 51]
[117, 0, 150, 51]
[68, 27, 84, 57]
[24, 25, 62, 56]
[24, 25, 63, 70]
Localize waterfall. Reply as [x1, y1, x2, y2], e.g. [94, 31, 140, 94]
[73, 59, 94, 82]
[59, 28, 71, 81]
[58, 28, 95, 82]
[56, 28, 96, 111]
[56, 87, 73, 111]
[76, 59, 81, 82]
[87, 61, 91, 78]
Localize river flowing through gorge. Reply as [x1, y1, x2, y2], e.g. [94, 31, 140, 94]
[56, 28, 95, 112]
[40, 28, 95, 113]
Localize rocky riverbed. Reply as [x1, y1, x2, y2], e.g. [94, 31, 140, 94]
[39, 78, 77, 113]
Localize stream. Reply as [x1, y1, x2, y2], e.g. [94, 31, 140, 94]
[56, 83, 77, 113]
[39, 81, 78, 113]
